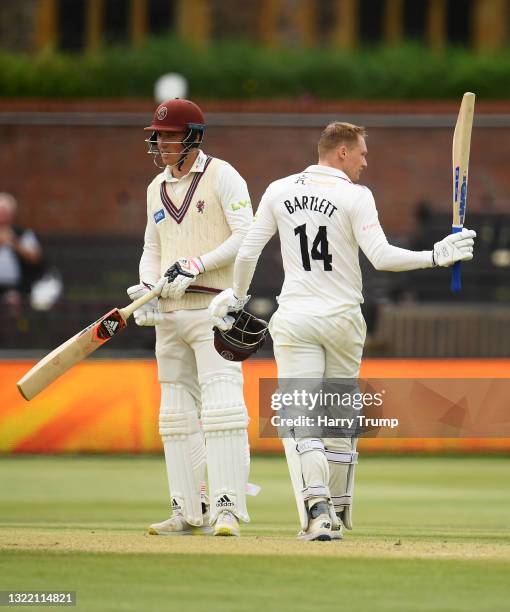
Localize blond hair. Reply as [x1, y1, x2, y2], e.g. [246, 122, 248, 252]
[318, 122, 367, 158]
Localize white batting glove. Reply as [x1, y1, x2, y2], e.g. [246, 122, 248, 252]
[159, 256, 205, 300]
[432, 228, 476, 267]
[209, 288, 250, 331]
[127, 283, 163, 326]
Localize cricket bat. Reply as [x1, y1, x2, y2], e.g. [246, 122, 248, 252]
[16, 278, 166, 401]
[451, 92, 475, 293]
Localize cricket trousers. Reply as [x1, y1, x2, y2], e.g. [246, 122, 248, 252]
[155, 307, 243, 394]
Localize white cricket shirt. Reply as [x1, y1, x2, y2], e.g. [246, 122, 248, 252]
[233, 165, 433, 316]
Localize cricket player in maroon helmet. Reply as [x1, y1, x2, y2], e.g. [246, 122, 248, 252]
[127, 99, 254, 536]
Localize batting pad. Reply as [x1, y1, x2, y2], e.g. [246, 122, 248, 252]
[284, 437, 333, 531]
[201, 376, 249, 523]
[160, 383, 204, 526]
[325, 439, 359, 530]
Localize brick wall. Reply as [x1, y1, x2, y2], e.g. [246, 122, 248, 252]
[1, 99, 509, 238]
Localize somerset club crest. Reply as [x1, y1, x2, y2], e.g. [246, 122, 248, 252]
[196, 200, 205, 214]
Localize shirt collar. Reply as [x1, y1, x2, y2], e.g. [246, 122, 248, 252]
[157, 150, 207, 183]
[304, 164, 352, 182]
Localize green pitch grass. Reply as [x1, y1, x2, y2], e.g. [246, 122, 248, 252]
[1, 455, 509, 612]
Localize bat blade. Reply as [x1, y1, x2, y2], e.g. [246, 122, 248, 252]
[16, 309, 127, 401]
[16, 278, 165, 400]
[451, 92, 475, 293]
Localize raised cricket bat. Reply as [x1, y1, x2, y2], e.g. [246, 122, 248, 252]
[451, 92, 475, 293]
[16, 279, 166, 401]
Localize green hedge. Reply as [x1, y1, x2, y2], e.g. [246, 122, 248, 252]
[1, 37, 510, 99]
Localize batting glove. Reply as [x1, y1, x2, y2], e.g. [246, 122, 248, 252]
[127, 283, 163, 326]
[433, 228, 476, 267]
[159, 256, 205, 300]
[209, 288, 250, 331]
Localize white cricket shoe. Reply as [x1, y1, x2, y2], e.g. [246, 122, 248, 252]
[297, 502, 333, 541]
[213, 510, 240, 537]
[148, 511, 212, 536]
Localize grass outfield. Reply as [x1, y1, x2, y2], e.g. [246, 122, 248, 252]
[0, 455, 509, 611]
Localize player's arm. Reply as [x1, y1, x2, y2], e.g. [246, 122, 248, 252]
[160, 164, 253, 300]
[233, 192, 277, 298]
[352, 189, 475, 271]
[209, 191, 277, 330]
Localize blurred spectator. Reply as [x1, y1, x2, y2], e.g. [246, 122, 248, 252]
[0, 193, 43, 315]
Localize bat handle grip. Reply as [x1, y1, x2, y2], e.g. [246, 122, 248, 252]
[451, 226, 462, 293]
[120, 278, 167, 319]
[451, 262, 461, 292]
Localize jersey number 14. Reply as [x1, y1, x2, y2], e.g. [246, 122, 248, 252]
[294, 224, 332, 271]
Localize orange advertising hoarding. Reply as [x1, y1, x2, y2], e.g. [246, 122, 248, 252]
[1, 359, 509, 453]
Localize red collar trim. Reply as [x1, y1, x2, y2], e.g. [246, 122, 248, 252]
[160, 156, 213, 224]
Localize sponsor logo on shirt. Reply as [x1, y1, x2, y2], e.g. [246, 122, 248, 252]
[231, 199, 251, 212]
[154, 209, 165, 224]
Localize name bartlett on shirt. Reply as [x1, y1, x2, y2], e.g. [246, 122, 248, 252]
[283, 195, 338, 218]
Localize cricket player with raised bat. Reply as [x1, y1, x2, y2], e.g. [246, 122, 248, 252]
[210, 122, 476, 541]
[128, 99, 253, 537]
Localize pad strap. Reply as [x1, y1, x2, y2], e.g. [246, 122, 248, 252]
[325, 450, 358, 464]
[302, 484, 331, 502]
[332, 494, 352, 507]
[296, 438, 325, 454]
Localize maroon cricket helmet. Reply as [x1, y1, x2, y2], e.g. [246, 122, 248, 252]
[214, 310, 268, 362]
[144, 98, 205, 133]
